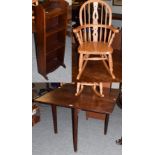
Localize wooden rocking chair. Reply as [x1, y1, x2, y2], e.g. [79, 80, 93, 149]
[73, 0, 119, 80]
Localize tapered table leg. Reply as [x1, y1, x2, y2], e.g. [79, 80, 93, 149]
[33, 32, 38, 55]
[51, 105, 58, 134]
[72, 108, 78, 152]
[104, 114, 109, 135]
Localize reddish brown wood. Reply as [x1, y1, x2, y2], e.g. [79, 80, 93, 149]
[32, 104, 40, 126]
[32, 115, 40, 126]
[35, 84, 118, 114]
[51, 105, 58, 133]
[104, 114, 109, 135]
[72, 108, 78, 152]
[86, 111, 106, 120]
[35, 1, 68, 79]
[34, 84, 119, 152]
[85, 82, 111, 127]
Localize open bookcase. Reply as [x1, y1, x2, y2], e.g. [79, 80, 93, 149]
[35, 0, 68, 79]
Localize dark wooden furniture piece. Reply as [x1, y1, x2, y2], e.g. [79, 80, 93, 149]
[115, 82, 122, 145]
[34, 84, 119, 152]
[35, 1, 68, 79]
[32, 83, 40, 126]
[32, 104, 40, 126]
[32, 0, 39, 56]
[32, 0, 39, 33]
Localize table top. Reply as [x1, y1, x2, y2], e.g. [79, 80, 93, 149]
[34, 84, 119, 114]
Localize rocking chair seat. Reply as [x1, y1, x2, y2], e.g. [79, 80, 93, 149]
[78, 42, 113, 54]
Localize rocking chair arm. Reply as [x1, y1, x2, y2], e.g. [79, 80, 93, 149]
[73, 24, 119, 45]
[73, 24, 119, 33]
[73, 25, 84, 34]
[108, 25, 119, 33]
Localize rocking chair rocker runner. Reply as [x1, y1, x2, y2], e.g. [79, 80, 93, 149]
[73, 0, 119, 80]
[75, 82, 104, 97]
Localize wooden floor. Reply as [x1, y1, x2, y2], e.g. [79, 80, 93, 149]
[72, 44, 122, 82]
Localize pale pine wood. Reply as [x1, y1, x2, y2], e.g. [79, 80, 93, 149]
[78, 42, 113, 54]
[75, 82, 104, 97]
[73, 0, 119, 80]
[32, 0, 38, 6]
[93, 83, 104, 97]
[108, 54, 115, 79]
[104, 7, 108, 43]
[75, 83, 84, 96]
[79, 0, 112, 25]
[73, 24, 119, 45]
[74, 25, 119, 80]
[77, 54, 89, 79]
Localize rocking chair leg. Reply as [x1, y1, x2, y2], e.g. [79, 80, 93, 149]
[77, 54, 83, 80]
[99, 82, 103, 96]
[92, 85, 104, 97]
[109, 54, 115, 79]
[75, 83, 84, 96]
[77, 54, 89, 80]
[101, 54, 115, 79]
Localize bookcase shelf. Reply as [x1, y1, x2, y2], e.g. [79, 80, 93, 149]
[46, 26, 65, 37]
[35, 0, 68, 79]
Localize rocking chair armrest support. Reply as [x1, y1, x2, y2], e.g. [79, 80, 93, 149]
[73, 26, 85, 44]
[107, 26, 120, 46]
